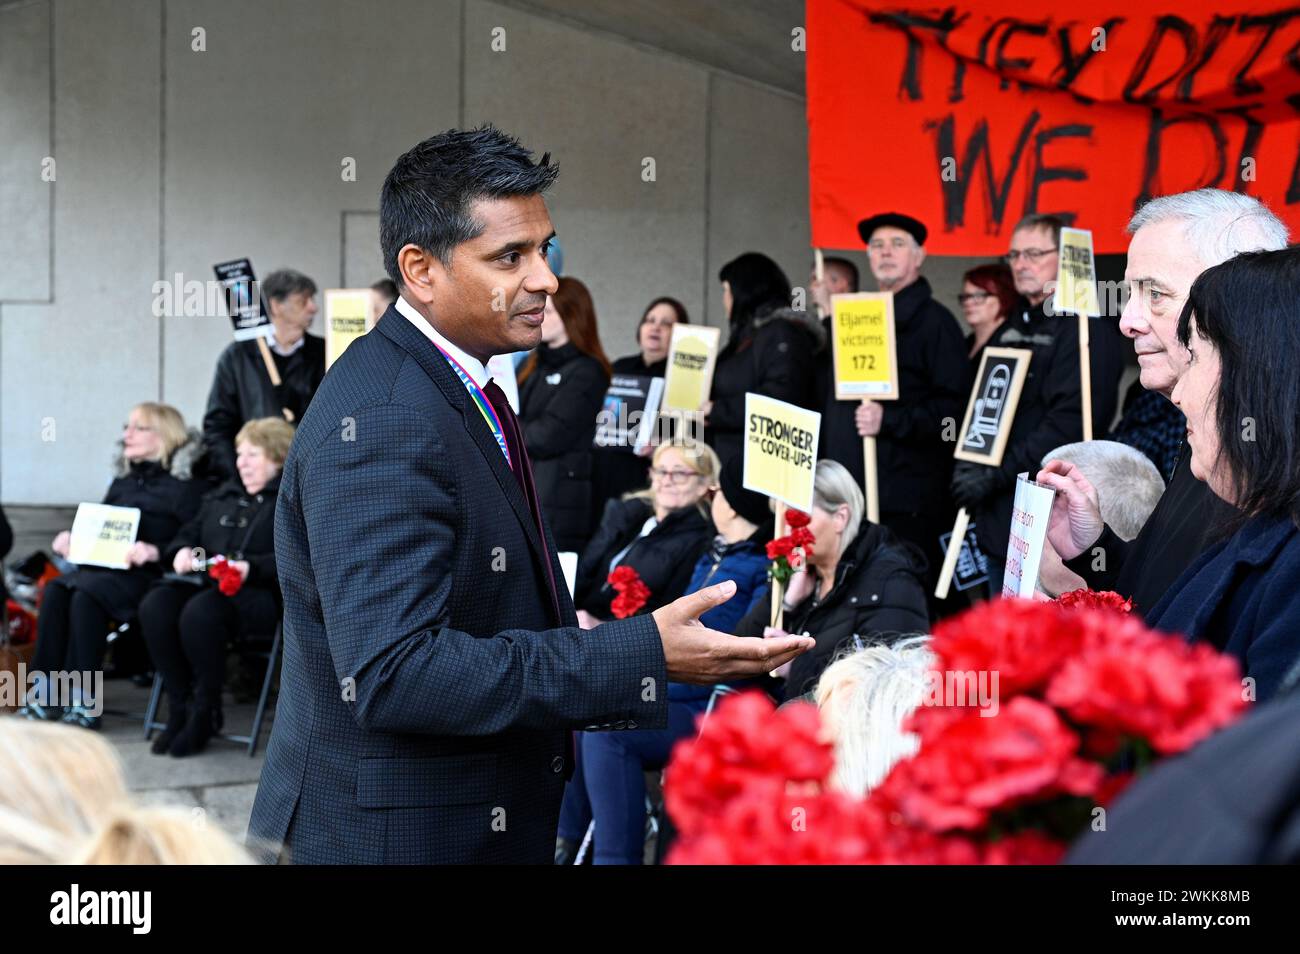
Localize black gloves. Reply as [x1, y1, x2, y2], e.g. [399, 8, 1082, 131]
[950, 461, 1011, 510]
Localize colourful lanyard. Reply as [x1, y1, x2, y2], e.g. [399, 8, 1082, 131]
[432, 344, 512, 468]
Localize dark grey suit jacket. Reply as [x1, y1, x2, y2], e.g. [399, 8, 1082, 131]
[247, 305, 668, 864]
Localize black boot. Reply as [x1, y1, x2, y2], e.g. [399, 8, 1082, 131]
[151, 690, 190, 755]
[170, 693, 222, 758]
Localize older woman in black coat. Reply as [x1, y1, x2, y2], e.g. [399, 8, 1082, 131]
[1133, 248, 1300, 702]
[20, 403, 203, 728]
[137, 418, 293, 757]
[736, 459, 930, 701]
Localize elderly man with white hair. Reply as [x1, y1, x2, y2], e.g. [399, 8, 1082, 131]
[1037, 188, 1288, 616]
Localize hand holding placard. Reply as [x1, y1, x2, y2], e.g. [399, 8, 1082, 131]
[1002, 475, 1056, 599]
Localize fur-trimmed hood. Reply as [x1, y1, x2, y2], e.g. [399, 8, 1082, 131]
[113, 427, 204, 479]
[750, 304, 829, 353]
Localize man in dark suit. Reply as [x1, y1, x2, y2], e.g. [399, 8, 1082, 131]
[247, 126, 811, 864]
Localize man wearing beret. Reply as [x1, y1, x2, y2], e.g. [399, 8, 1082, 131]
[819, 211, 971, 611]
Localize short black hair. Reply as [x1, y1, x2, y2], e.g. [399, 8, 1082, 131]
[380, 125, 559, 286]
[718, 252, 791, 327]
[823, 256, 859, 292]
[262, 269, 317, 303]
[1178, 246, 1300, 524]
[370, 278, 398, 302]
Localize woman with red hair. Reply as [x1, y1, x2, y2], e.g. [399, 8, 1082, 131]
[958, 263, 1018, 360]
[517, 276, 613, 553]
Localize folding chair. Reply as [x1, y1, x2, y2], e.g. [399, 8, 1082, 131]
[143, 620, 282, 756]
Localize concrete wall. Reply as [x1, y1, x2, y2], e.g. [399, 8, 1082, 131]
[1, 0, 986, 506]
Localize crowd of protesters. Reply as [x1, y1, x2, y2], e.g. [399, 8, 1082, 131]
[7, 183, 1300, 866]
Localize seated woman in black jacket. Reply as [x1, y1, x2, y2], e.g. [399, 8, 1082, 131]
[20, 403, 203, 728]
[574, 438, 719, 629]
[737, 459, 930, 701]
[136, 418, 293, 756]
[517, 276, 612, 554]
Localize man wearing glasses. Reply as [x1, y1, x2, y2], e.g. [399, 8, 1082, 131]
[819, 211, 970, 608]
[951, 214, 1124, 595]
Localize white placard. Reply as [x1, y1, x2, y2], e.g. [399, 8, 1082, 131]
[68, 503, 141, 570]
[1001, 474, 1055, 599]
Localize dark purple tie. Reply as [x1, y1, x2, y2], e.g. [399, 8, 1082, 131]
[483, 380, 562, 623]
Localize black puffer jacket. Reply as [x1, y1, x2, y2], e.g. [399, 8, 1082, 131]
[706, 307, 825, 468]
[575, 497, 713, 619]
[161, 475, 281, 592]
[57, 436, 205, 621]
[202, 334, 325, 483]
[736, 520, 929, 699]
[518, 342, 610, 553]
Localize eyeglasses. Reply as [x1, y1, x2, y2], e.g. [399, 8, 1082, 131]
[1003, 248, 1056, 264]
[957, 292, 992, 304]
[651, 467, 700, 484]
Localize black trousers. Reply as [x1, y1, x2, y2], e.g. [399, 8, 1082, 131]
[31, 577, 113, 677]
[137, 582, 279, 707]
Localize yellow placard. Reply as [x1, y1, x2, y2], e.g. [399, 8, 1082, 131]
[742, 393, 822, 513]
[325, 289, 375, 369]
[831, 292, 899, 400]
[1052, 227, 1101, 318]
[68, 503, 141, 570]
[661, 324, 721, 412]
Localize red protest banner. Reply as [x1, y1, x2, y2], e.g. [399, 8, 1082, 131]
[807, 0, 1300, 254]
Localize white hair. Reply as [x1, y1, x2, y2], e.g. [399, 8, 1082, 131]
[814, 636, 933, 798]
[812, 459, 865, 555]
[1041, 440, 1166, 541]
[1127, 188, 1288, 269]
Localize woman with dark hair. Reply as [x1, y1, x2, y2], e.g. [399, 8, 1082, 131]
[517, 276, 613, 553]
[615, 296, 689, 377]
[704, 252, 824, 467]
[959, 262, 1017, 359]
[1143, 247, 1300, 702]
[590, 297, 691, 521]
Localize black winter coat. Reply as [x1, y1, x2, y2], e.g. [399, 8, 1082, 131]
[706, 307, 824, 468]
[736, 520, 929, 699]
[575, 497, 713, 619]
[517, 342, 610, 553]
[162, 476, 281, 592]
[202, 334, 325, 483]
[58, 440, 205, 621]
[820, 277, 971, 516]
[965, 299, 1123, 578]
[589, 353, 667, 527]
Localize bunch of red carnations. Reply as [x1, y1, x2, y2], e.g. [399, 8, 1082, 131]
[206, 555, 244, 597]
[608, 565, 651, 619]
[664, 595, 1249, 864]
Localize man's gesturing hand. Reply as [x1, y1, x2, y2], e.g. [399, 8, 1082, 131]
[1036, 460, 1105, 561]
[652, 580, 814, 684]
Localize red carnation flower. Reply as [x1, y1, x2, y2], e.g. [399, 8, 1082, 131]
[1054, 588, 1134, 614]
[207, 555, 244, 597]
[876, 697, 1103, 832]
[607, 565, 651, 619]
[784, 509, 811, 529]
[1046, 634, 1248, 755]
[664, 692, 833, 837]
